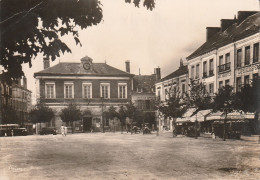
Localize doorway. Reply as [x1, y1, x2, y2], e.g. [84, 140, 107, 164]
[83, 117, 92, 132]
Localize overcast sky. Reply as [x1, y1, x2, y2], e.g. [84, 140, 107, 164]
[21, 0, 259, 104]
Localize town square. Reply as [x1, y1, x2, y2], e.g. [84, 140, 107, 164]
[1, 0, 260, 179]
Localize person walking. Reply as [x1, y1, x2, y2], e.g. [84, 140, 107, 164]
[64, 126, 67, 136]
[60, 125, 64, 136]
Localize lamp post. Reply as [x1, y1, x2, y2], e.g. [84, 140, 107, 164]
[101, 96, 104, 133]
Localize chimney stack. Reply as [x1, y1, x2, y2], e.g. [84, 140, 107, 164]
[237, 11, 258, 25]
[155, 67, 161, 81]
[220, 19, 236, 32]
[43, 57, 50, 69]
[125, 60, 130, 73]
[206, 27, 220, 41]
[23, 76, 27, 89]
[17, 78, 21, 86]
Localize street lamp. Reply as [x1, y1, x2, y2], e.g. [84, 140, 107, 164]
[101, 96, 104, 133]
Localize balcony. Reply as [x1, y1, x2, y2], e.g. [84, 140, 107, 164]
[218, 62, 231, 73]
[209, 70, 214, 77]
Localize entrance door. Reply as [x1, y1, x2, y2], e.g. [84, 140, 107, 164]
[83, 117, 92, 132]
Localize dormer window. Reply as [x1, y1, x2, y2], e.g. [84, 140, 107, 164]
[137, 87, 142, 93]
[81, 56, 93, 71]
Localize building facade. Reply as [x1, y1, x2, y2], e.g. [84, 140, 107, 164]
[187, 11, 259, 94]
[155, 60, 188, 131]
[34, 56, 134, 133]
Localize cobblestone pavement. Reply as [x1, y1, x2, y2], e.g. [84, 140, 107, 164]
[0, 132, 259, 180]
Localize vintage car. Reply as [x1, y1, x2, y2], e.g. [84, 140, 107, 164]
[212, 120, 242, 139]
[39, 127, 57, 135]
[175, 121, 200, 137]
[143, 123, 151, 134]
[131, 122, 141, 134]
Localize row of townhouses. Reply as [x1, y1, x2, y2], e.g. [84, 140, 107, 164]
[0, 76, 33, 133]
[34, 57, 159, 133]
[155, 11, 260, 132]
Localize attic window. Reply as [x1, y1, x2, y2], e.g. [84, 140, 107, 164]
[137, 87, 142, 93]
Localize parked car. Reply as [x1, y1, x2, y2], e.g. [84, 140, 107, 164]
[143, 123, 151, 134]
[131, 122, 141, 134]
[39, 127, 57, 135]
[13, 128, 27, 136]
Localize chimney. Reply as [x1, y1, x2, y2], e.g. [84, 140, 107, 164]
[206, 27, 220, 41]
[43, 57, 50, 69]
[155, 67, 161, 81]
[237, 11, 258, 25]
[23, 76, 27, 89]
[125, 60, 130, 73]
[180, 58, 183, 67]
[221, 19, 236, 32]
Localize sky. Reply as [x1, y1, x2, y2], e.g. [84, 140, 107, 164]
[21, 0, 259, 104]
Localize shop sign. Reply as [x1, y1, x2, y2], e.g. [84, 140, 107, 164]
[237, 63, 260, 75]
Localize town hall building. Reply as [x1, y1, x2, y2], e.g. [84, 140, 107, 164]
[34, 56, 134, 133]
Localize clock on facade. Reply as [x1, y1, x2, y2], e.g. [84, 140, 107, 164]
[83, 62, 91, 70]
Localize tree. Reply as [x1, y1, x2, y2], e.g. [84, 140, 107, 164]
[186, 80, 212, 138]
[1, 106, 20, 125]
[0, 0, 155, 84]
[60, 103, 82, 133]
[29, 102, 55, 129]
[234, 79, 260, 134]
[103, 106, 120, 132]
[213, 85, 235, 141]
[158, 90, 187, 136]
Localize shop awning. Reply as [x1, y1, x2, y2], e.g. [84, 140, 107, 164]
[206, 111, 225, 121]
[190, 109, 212, 122]
[176, 108, 197, 122]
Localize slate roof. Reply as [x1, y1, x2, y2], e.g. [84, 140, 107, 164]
[133, 74, 156, 93]
[34, 62, 134, 77]
[187, 12, 260, 60]
[160, 65, 188, 82]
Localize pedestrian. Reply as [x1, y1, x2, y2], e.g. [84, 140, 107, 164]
[64, 126, 67, 136]
[60, 125, 64, 136]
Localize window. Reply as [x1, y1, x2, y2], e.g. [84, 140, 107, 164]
[203, 61, 207, 78]
[237, 49, 242, 67]
[45, 82, 55, 99]
[64, 82, 74, 99]
[253, 43, 259, 63]
[195, 64, 199, 79]
[236, 77, 242, 92]
[118, 83, 127, 99]
[137, 87, 142, 93]
[137, 100, 145, 110]
[219, 55, 223, 65]
[145, 100, 151, 110]
[253, 73, 258, 80]
[165, 89, 168, 100]
[191, 66, 195, 79]
[182, 83, 185, 94]
[245, 46, 250, 65]
[157, 90, 161, 100]
[225, 80, 230, 86]
[219, 81, 223, 89]
[209, 59, 214, 76]
[244, 75, 250, 85]
[82, 83, 92, 99]
[225, 53, 230, 70]
[209, 83, 214, 94]
[100, 83, 110, 99]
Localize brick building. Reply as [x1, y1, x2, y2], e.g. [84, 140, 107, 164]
[34, 56, 134, 132]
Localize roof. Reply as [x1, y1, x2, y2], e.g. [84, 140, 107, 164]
[133, 74, 156, 93]
[160, 65, 188, 82]
[34, 62, 134, 77]
[187, 12, 260, 60]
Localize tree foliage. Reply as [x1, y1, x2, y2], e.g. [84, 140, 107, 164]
[60, 103, 82, 124]
[234, 79, 260, 114]
[1, 106, 20, 124]
[213, 85, 235, 113]
[187, 80, 212, 111]
[29, 102, 55, 124]
[0, 0, 155, 84]
[103, 106, 120, 120]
